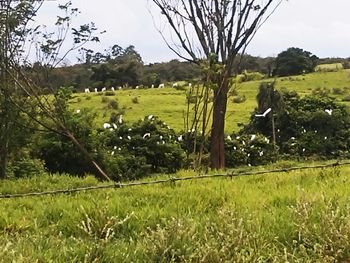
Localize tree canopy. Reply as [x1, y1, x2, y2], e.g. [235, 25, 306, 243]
[273, 47, 319, 76]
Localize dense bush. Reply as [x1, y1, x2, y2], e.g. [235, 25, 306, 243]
[273, 47, 318, 76]
[243, 90, 350, 159]
[236, 70, 265, 83]
[7, 150, 46, 178]
[97, 116, 186, 180]
[225, 134, 279, 167]
[35, 108, 98, 176]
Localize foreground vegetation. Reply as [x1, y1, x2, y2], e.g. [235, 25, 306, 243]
[1, 163, 350, 262]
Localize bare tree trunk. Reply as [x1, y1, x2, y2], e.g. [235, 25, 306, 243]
[210, 79, 229, 169]
[271, 110, 276, 146]
[198, 84, 209, 168]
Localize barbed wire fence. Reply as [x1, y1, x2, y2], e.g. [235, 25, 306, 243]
[1, 160, 350, 199]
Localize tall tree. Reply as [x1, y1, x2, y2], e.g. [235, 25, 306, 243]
[273, 47, 319, 76]
[151, 0, 284, 169]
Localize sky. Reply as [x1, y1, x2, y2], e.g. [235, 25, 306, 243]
[36, 0, 350, 64]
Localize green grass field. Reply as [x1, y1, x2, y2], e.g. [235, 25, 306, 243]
[1, 162, 350, 262]
[315, 63, 344, 72]
[71, 69, 350, 132]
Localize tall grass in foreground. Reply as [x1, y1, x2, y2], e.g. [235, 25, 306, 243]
[1, 166, 350, 262]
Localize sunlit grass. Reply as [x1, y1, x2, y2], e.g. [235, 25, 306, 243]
[71, 69, 350, 133]
[1, 163, 350, 261]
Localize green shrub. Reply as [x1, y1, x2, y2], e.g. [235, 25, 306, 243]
[225, 134, 278, 167]
[332, 87, 345, 95]
[107, 99, 119, 110]
[97, 116, 186, 180]
[131, 97, 139, 104]
[312, 87, 330, 97]
[232, 95, 246, 104]
[7, 153, 46, 178]
[244, 91, 350, 159]
[101, 96, 110, 103]
[104, 91, 115, 96]
[236, 70, 265, 83]
[342, 95, 350, 102]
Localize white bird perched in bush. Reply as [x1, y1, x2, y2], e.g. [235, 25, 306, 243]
[127, 136, 131, 140]
[112, 123, 117, 129]
[227, 135, 232, 141]
[148, 115, 154, 120]
[76, 109, 81, 114]
[255, 108, 271, 117]
[143, 133, 151, 139]
[251, 134, 256, 141]
[118, 115, 123, 124]
[178, 135, 183, 141]
[325, 109, 333, 115]
[103, 123, 111, 129]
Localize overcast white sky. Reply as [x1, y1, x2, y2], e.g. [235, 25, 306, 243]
[37, 0, 350, 64]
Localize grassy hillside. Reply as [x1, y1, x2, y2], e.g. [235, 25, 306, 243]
[1, 163, 350, 261]
[71, 69, 350, 133]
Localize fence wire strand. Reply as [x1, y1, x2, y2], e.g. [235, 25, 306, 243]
[1, 160, 350, 199]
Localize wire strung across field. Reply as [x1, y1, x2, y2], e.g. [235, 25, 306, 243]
[1, 160, 350, 199]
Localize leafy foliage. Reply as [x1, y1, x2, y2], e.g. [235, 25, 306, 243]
[244, 89, 350, 159]
[98, 116, 186, 180]
[274, 47, 319, 76]
[225, 134, 279, 167]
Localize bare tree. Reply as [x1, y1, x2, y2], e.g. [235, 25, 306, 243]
[151, 0, 283, 169]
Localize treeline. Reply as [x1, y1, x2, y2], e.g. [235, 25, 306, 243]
[35, 45, 350, 92]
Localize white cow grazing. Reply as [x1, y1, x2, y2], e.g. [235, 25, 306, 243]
[101, 87, 106, 92]
[135, 86, 139, 89]
[84, 88, 90, 93]
[118, 86, 122, 90]
[172, 83, 178, 88]
[111, 87, 115, 91]
[158, 83, 165, 88]
[94, 88, 98, 93]
[151, 84, 154, 88]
